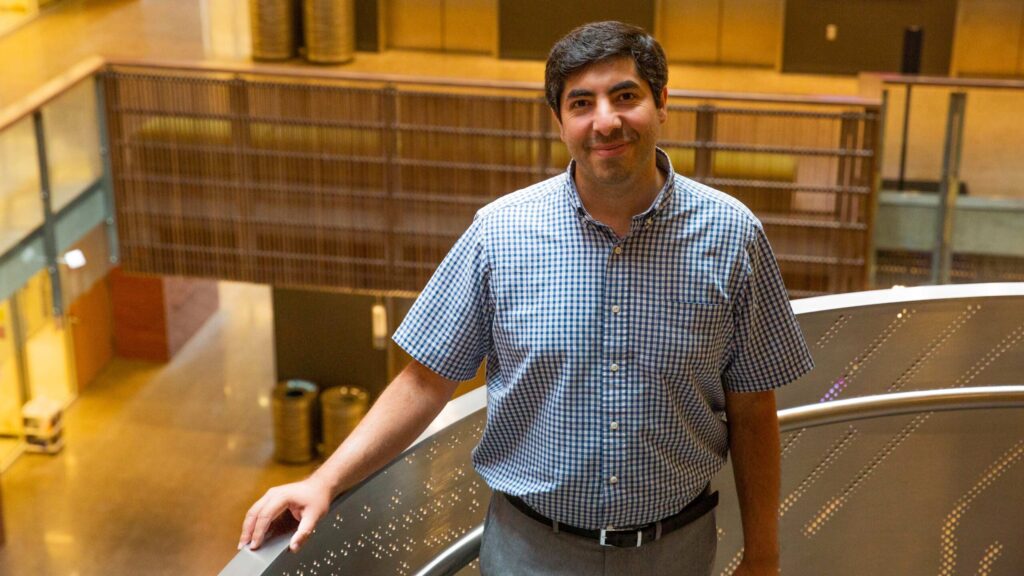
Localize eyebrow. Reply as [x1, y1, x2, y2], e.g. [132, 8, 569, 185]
[565, 80, 642, 101]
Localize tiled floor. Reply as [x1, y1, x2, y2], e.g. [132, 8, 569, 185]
[0, 282, 318, 575]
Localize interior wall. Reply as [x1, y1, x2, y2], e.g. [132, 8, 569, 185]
[782, 0, 957, 75]
[658, 0, 782, 67]
[68, 277, 112, 392]
[952, 0, 1024, 77]
[499, 0, 655, 59]
[355, 0, 381, 52]
[273, 289, 389, 398]
[383, 0, 496, 54]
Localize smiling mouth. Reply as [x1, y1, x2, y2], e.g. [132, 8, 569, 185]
[590, 142, 629, 156]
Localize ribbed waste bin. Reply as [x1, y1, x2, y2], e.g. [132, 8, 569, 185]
[320, 386, 368, 457]
[303, 0, 355, 64]
[272, 379, 319, 463]
[250, 0, 299, 61]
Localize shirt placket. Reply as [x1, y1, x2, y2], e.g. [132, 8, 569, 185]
[599, 238, 631, 527]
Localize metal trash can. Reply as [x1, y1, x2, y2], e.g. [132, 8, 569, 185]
[272, 379, 319, 463]
[320, 386, 368, 457]
[303, 0, 355, 64]
[250, 0, 299, 61]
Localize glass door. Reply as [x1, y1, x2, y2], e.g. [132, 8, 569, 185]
[0, 297, 26, 469]
[16, 270, 76, 408]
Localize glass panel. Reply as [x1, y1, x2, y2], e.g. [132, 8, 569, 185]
[0, 298, 24, 437]
[0, 116, 43, 253]
[43, 79, 103, 211]
[16, 270, 75, 408]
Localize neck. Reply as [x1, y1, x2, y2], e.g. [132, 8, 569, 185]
[575, 161, 665, 238]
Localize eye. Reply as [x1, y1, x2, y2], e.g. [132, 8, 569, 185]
[569, 99, 589, 109]
[618, 92, 637, 102]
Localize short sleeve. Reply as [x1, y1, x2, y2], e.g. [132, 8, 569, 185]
[392, 216, 493, 382]
[722, 225, 814, 393]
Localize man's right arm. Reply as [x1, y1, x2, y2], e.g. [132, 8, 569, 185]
[238, 360, 461, 552]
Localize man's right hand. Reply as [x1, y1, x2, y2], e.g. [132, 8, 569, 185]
[238, 476, 333, 553]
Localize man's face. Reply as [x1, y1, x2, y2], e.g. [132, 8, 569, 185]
[557, 56, 668, 191]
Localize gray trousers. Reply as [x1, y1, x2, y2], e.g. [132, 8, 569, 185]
[479, 493, 717, 576]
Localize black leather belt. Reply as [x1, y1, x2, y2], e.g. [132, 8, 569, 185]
[501, 488, 719, 548]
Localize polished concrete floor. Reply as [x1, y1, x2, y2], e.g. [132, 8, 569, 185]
[0, 0, 862, 109]
[0, 282, 318, 575]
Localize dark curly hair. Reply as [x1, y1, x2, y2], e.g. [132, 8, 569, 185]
[545, 21, 668, 120]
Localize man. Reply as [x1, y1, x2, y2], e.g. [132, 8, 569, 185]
[239, 21, 813, 576]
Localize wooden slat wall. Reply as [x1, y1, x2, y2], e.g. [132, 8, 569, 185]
[103, 67, 879, 298]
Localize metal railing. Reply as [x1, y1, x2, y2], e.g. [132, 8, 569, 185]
[871, 74, 1024, 287]
[97, 58, 880, 298]
[412, 385, 1024, 576]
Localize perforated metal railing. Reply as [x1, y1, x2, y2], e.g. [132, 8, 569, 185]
[100, 61, 881, 298]
[222, 283, 1024, 576]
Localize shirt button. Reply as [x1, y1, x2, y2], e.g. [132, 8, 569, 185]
[609, 475, 619, 485]
[613, 246, 623, 255]
[610, 363, 619, 373]
[611, 305, 621, 314]
[610, 421, 619, 431]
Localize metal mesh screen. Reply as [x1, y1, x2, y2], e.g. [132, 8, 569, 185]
[103, 67, 880, 297]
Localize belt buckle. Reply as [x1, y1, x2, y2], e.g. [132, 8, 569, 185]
[599, 527, 643, 548]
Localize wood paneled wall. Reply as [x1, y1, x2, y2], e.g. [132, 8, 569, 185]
[952, 0, 1024, 77]
[657, 0, 782, 67]
[68, 277, 113, 391]
[782, 0, 957, 75]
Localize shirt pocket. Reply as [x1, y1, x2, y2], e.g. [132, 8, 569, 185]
[638, 299, 730, 384]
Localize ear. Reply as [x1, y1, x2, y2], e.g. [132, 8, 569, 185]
[553, 108, 567, 142]
[657, 86, 669, 123]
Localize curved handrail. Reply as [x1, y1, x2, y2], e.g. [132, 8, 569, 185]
[412, 525, 485, 576]
[777, 385, 1024, 430]
[412, 385, 1024, 576]
[790, 282, 1024, 315]
[103, 57, 880, 108]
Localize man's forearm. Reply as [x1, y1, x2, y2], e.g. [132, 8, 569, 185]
[311, 360, 461, 500]
[725, 389, 781, 566]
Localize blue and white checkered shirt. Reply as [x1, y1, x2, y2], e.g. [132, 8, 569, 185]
[393, 149, 814, 530]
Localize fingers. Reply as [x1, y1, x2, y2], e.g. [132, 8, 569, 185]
[238, 494, 268, 550]
[240, 493, 288, 551]
[289, 510, 319, 552]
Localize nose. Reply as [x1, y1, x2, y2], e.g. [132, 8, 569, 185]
[592, 98, 622, 136]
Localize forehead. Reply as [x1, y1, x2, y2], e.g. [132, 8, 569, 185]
[561, 57, 646, 99]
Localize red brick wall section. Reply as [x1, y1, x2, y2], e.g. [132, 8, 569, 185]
[109, 268, 218, 362]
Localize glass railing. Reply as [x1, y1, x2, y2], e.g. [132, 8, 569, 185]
[0, 57, 112, 310]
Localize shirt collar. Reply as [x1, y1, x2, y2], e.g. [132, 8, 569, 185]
[565, 147, 676, 226]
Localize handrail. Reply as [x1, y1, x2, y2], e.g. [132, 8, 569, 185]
[777, 385, 1024, 430]
[873, 73, 1024, 91]
[102, 57, 881, 108]
[791, 282, 1024, 315]
[0, 55, 105, 133]
[411, 525, 485, 576]
[2, 54, 881, 143]
[411, 385, 1024, 576]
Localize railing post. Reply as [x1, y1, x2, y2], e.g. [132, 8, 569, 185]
[382, 85, 400, 285]
[866, 92, 887, 290]
[897, 84, 912, 191]
[32, 110, 64, 320]
[694, 104, 716, 180]
[930, 92, 967, 285]
[94, 73, 120, 267]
